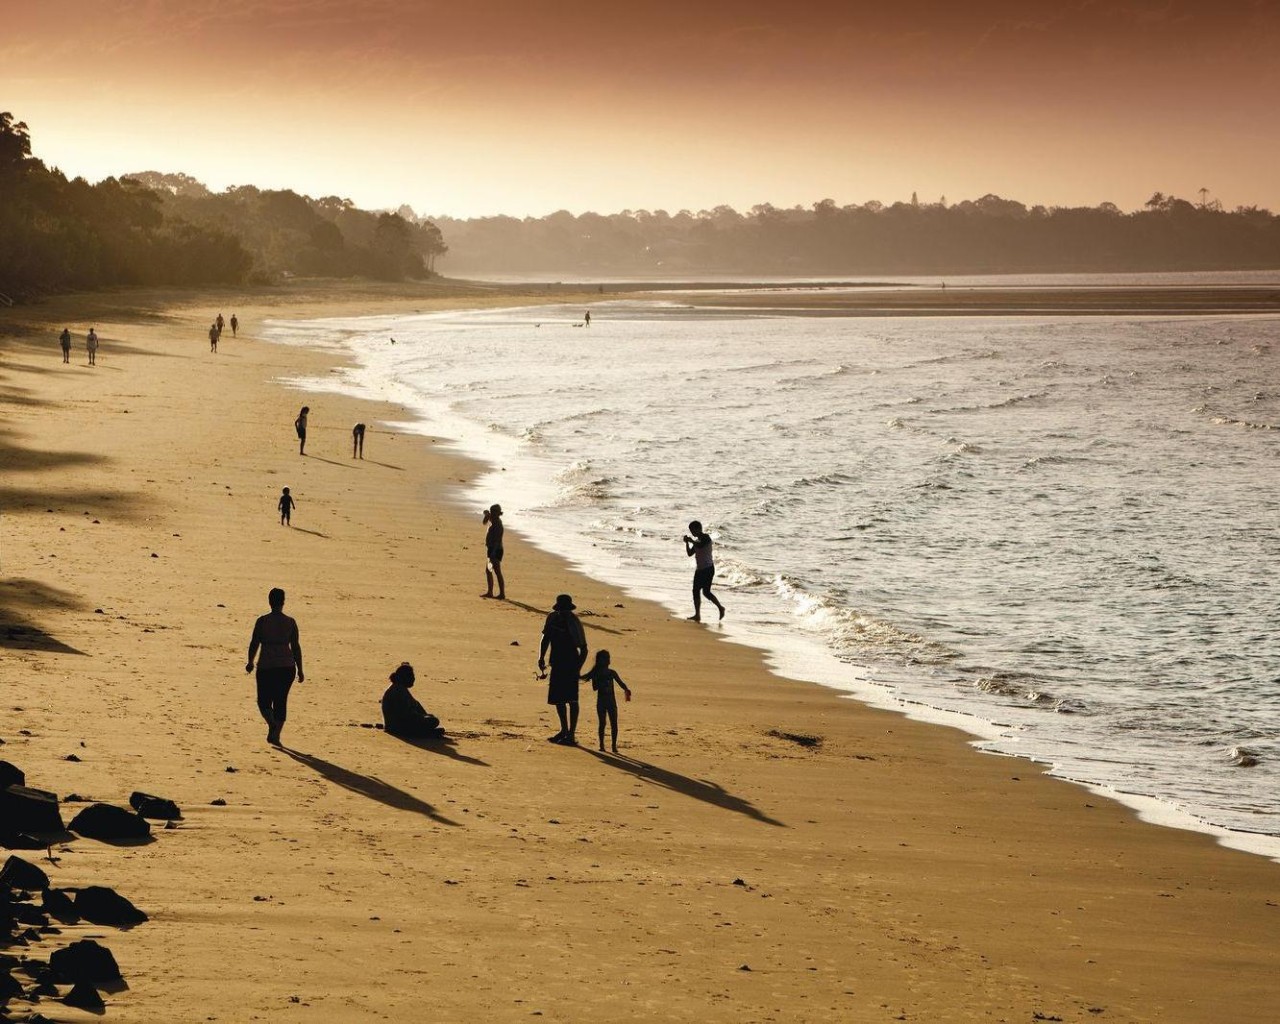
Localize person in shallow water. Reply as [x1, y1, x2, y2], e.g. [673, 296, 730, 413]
[245, 587, 304, 746]
[381, 663, 443, 739]
[683, 520, 725, 622]
[539, 593, 588, 745]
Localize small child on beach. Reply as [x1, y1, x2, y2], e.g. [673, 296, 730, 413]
[580, 650, 631, 752]
[278, 487, 296, 526]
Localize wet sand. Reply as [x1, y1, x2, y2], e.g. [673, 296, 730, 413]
[2, 283, 1278, 1023]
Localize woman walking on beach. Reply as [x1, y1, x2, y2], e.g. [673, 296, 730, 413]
[482, 504, 506, 599]
[581, 649, 631, 752]
[245, 587, 304, 746]
[539, 593, 588, 745]
[294, 406, 309, 455]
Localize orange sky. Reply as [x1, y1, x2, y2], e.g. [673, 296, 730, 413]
[5, 1, 1278, 217]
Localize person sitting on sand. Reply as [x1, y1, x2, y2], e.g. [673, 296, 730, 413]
[539, 593, 588, 745]
[86, 328, 99, 366]
[683, 520, 725, 622]
[278, 486, 296, 526]
[381, 662, 444, 739]
[581, 649, 631, 752]
[482, 504, 506, 599]
[245, 587, 304, 746]
[59, 328, 71, 364]
[294, 406, 309, 455]
[230, 314, 239, 337]
[352, 422, 366, 459]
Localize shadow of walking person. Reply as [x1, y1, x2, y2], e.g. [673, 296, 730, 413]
[585, 749, 785, 827]
[280, 747, 459, 826]
[387, 732, 490, 767]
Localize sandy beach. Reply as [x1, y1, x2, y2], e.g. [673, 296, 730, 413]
[2, 284, 1279, 1023]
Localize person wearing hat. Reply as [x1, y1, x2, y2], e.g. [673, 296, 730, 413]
[539, 594, 588, 745]
[381, 662, 443, 739]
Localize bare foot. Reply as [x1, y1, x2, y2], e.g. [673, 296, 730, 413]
[611, 744, 618, 753]
[718, 605, 726, 620]
[481, 592, 493, 599]
[686, 614, 700, 622]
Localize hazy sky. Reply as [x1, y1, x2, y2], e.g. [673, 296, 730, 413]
[5, 1, 1278, 217]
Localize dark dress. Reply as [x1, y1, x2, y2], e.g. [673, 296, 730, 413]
[542, 609, 586, 705]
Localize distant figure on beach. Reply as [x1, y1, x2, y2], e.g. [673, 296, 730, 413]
[539, 593, 588, 745]
[381, 663, 444, 739]
[216, 313, 225, 334]
[581, 649, 631, 752]
[245, 587, 304, 746]
[209, 322, 219, 353]
[352, 422, 366, 459]
[482, 504, 506, 599]
[683, 520, 725, 622]
[59, 328, 71, 364]
[230, 314, 239, 337]
[294, 406, 309, 455]
[86, 328, 99, 366]
[278, 487, 296, 526]
[584, 311, 591, 326]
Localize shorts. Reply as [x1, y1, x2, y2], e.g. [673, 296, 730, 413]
[693, 566, 715, 591]
[487, 547, 504, 565]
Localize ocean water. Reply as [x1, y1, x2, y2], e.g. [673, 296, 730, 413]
[264, 299, 1280, 859]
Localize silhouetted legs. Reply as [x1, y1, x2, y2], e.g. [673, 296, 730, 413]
[553, 701, 579, 745]
[691, 567, 725, 622]
[256, 666, 296, 745]
[485, 559, 506, 600]
[597, 699, 618, 752]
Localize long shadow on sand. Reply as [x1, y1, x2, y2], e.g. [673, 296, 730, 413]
[0, 579, 87, 655]
[388, 732, 489, 767]
[289, 527, 329, 538]
[585, 749, 785, 827]
[303, 454, 356, 469]
[499, 598, 624, 636]
[281, 747, 459, 826]
[361, 459, 404, 471]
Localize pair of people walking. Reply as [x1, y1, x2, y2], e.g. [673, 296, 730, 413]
[539, 594, 632, 750]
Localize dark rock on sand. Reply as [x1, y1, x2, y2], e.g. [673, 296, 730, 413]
[42, 888, 80, 924]
[0, 969, 23, 1001]
[0, 856, 49, 892]
[129, 791, 181, 820]
[75, 886, 147, 927]
[63, 980, 106, 1011]
[68, 803, 150, 842]
[0, 831, 45, 851]
[49, 939, 121, 985]
[0, 761, 24, 789]
[0, 786, 65, 835]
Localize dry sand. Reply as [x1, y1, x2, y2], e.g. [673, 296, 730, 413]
[2, 284, 1278, 1023]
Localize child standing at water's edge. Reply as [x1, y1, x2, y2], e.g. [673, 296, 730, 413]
[581, 650, 631, 752]
[278, 487, 296, 525]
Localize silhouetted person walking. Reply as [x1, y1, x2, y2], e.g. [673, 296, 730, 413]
[581, 649, 631, 752]
[683, 520, 725, 621]
[278, 487, 295, 525]
[216, 313, 225, 334]
[230, 314, 239, 337]
[59, 328, 71, 363]
[482, 503, 505, 599]
[245, 587, 304, 746]
[294, 406, 309, 455]
[381, 662, 444, 739]
[209, 322, 219, 353]
[584, 310, 591, 326]
[539, 593, 587, 745]
[86, 328, 98, 366]
[352, 422, 366, 459]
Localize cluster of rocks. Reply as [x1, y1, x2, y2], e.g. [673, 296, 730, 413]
[2, 758, 181, 1017]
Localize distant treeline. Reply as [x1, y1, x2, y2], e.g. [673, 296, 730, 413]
[436, 194, 1280, 276]
[0, 113, 446, 302]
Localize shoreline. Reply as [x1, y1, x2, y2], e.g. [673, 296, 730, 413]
[2, 285, 1279, 1021]
[262, 300, 1280, 864]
